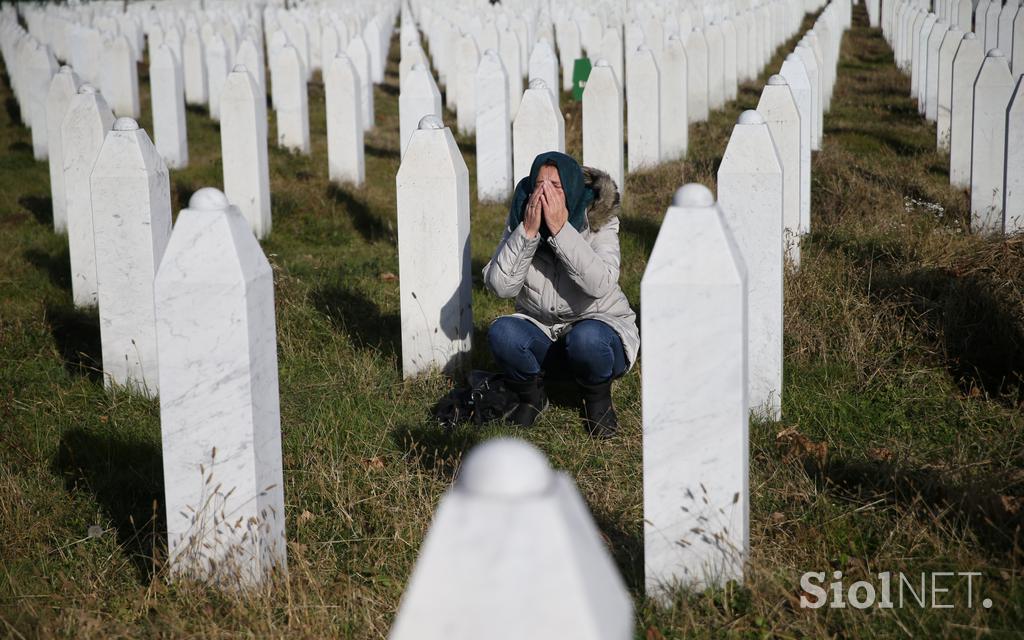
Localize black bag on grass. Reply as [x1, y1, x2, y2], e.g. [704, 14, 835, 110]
[430, 370, 519, 428]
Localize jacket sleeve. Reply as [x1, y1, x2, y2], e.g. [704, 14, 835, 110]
[546, 217, 621, 299]
[482, 222, 541, 299]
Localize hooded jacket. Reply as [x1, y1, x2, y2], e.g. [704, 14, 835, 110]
[481, 166, 640, 370]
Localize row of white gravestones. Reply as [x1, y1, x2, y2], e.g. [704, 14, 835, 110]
[395, 116, 473, 379]
[884, 0, 1023, 234]
[325, 54, 366, 186]
[271, 44, 311, 154]
[639, 0, 850, 596]
[389, 438, 634, 639]
[155, 187, 287, 588]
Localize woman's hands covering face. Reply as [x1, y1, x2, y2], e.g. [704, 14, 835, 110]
[540, 181, 568, 236]
[523, 185, 543, 239]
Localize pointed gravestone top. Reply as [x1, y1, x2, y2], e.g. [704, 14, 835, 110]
[672, 183, 715, 207]
[233, 63, 248, 73]
[594, 58, 610, 67]
[529, 78, 547, 90]
[80, 83, 98, 94]
[456, 438, 554, 498]
[767, 74, 787, 86]
[986, 48, 1005, 58]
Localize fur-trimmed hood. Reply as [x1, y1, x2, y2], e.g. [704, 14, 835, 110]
[582, 166, 621, 232]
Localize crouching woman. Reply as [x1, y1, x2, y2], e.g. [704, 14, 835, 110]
[481, 152, 639, 437]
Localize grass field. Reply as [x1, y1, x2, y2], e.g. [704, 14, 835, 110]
[2, 4, 1023, 637]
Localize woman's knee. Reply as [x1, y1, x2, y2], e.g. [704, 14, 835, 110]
[564, 321, 625, 383]
[564, 320, 614, 357]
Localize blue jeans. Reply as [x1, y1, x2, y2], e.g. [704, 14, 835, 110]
[488, 316, 627, 385]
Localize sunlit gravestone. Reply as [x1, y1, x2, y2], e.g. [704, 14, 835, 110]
[46, 65, 80, 233]
[399, 63, 442, 158]
[155, 187, 287, 589]
[272, 44, 310, 154]
[325, 54, 365, 187]
[626, 45, 661, 172]
[396, 116, 472, 378]
[949, 33, 984, 188]
[660, 35, 689, 162]
[685, 29, 710, 123]
[583, 59, 624, 196]
[476, 49, 512, 202]
[936, 26, 964, 150]
[90, 117, 172, 396]
[221, 65, 272, 240]
[513, 79, 565, 184]
[717, 111, 784, 419]
[757, 75, 802, 266]
[779, 54, 813, 236]
[62, 84, 114, 308]
[390, 438, 633, 639]
[641, 184, 749, 598]
[970, 50, 1014, 233]
[150, 45, 188, 169]
[1005, 77, 1024, 233]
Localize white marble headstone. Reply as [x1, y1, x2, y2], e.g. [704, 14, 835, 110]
[970, 50, 1014, 233]
[346, 35, 375, 132]
[100, 35, 139, 119]
[936, 26, 964, 150]
[27, 43, 57, 160]
[527, 38, 560, 105]
[182, 28, 208, 106]
[396, 116, 473, 378]
[583, 59, 625, 197]
[641, 184, 748, 598]
[155, 187, 287, 588]
[62, 84, 115, 308]
[150, 45, 188, 169]
[779, 54, 813, 236]
[660, 35, 688, 162]
[949, 33, 984, 188]
[758, 76, 802, 267]
[512, 79, 566, 184]
[456, 34, 480, 136]
[390, 438, 634, 639]
[717, 111, 783, 419]
[46, 65, 80, 233]
[205, 33, 230, 121]
[271, 44, 310, 154]
[400, 64, 443, 158]
[325, 54, 365, 187]
[1005, 76, 1024, 233]
[221, 65, 272, 240]
[685, 29, 709, 123]
[91, 117, 172, 396]
[626, 45, 661, 172]
[476, 49, 513, 203]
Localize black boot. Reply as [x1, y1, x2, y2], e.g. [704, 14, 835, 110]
[503, 376, 549, 427]
[578, 380, 619, 438]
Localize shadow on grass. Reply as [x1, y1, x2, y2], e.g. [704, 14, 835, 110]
[54, 427, 165, 582]
[365, 143, 399, 160]
[327, 184, 395, 243]
[818, 456, 1024, 557]
[44, 301, 102, 381]
[24, 245, 71, 290]
[872, 267, 1024, 403]
[310, 280, 401, 356]
[389, 422, 481, 480]
[591, 507, 645, 593]
[19, 194, 53, 226]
